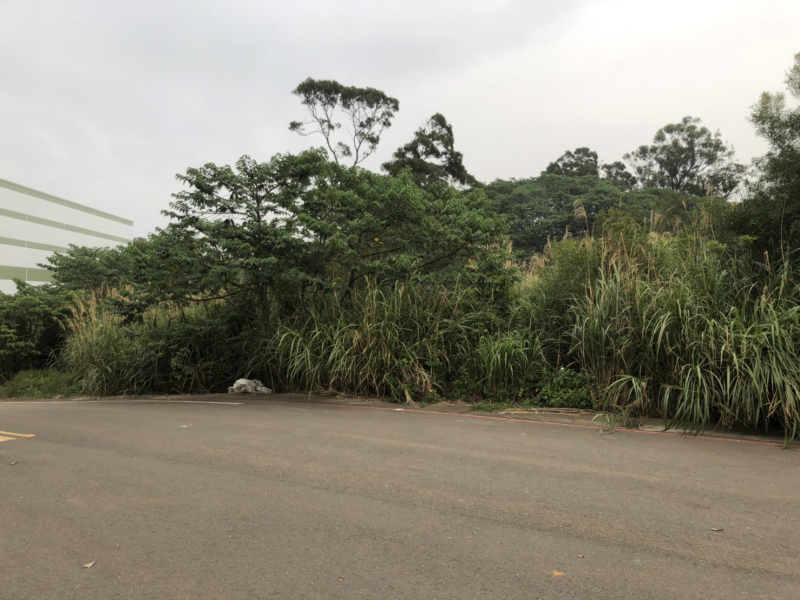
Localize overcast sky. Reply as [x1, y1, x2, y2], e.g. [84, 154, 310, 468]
[2, 0, 798, 237]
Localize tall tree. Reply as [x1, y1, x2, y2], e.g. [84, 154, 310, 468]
[624, 116, 746, 197]
[160, 151, 506, 303]
[299, 166, 504, 292]
[733, 53, 800, 253]
[600, 161, 636, 190]
[289, 78, 399, 166]
[382, 113, 479, 188]
[545, 147, 599, 177]
[164, 150, 329, 299]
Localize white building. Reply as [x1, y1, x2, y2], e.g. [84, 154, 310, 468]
[0, 177, 133, 294]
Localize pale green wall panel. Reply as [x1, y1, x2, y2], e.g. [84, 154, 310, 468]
[0, 177, 133, 226]
[0, 236, 66, 253]
[0, 265, 26, 280]
[0, 205, 132, 244]
[0, 236, 26, 249]
[26, 267, 54, 283]
[0, 265, 54, 283]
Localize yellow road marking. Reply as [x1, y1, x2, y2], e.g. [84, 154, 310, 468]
[0, 435, 15, 442]
[0, 431, 35, 438]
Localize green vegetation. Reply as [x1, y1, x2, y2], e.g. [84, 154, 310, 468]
[382, 113, 479, 189]
[3, 54, 800, 442]
[0, 283, 76, 381]
[0, 369, 82, 399]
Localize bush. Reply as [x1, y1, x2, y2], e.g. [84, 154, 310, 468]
[247, 282, 483, 401]
[568, 232, 800, 439]
[0, 369, 82, 399]
[61, 290, 243, 396]
[538, 369, 593, 409]
[0, 283, 76, 381]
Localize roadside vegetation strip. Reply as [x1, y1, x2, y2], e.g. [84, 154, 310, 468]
[2, 55, 800, 443]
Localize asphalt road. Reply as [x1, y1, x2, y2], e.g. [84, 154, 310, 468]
[1, 398, 799, 600]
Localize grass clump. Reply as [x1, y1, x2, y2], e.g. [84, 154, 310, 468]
[61, 290, 242, 397]
[538, 369, 593, 409]
[0, 369, 82, 399]
[469, 369, 593, 412]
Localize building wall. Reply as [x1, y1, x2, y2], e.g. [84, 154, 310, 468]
[0, 178, 134, 294]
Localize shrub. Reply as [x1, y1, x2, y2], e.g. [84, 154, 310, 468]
[538, 369, 593, 409]
[0, 283, 76, 381]
[0, 369, 82, 399]
[60, 291, 243, 396]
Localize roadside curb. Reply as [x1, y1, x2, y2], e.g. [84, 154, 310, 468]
[3, 392, 797, 448]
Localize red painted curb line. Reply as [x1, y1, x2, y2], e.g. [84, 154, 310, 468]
[257, 400, 795, 448]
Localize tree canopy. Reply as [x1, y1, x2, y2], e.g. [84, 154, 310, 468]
[624, 116, 746, 197]
[157, 150, 508, 302]
[545, 147, 599, 177]
[731, 53, 800, 254]
[382, 113, 479, 189]
[485, 174, 624, 256]
[289, 78, 399, 166]
[600, 161, 637, 190]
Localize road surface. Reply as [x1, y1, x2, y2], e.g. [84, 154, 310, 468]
[1, 398, 799, 599]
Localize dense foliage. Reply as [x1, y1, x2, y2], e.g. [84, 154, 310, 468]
[4, 57, 800, 442]
[623, 116, 747, 197]
[732, 52, 800, 254]
[382, 113, 479, 188]
[0, 283, 76, 380]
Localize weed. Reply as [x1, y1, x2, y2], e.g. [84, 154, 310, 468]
[0, 369, 82, 399]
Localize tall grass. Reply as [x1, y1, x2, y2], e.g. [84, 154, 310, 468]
[562, 230, 800, 441]
[61, 292, 158, 396]
[249, 283, 473, 399]
[246, 282, 551, 401]
[61, 283, 555, 403]
[61, 290, 242, 396]
[60, 227, 800, 441]
[470, 331, 547, 400]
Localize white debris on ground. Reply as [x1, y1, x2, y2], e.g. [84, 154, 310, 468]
[228, 379, 272, 394]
